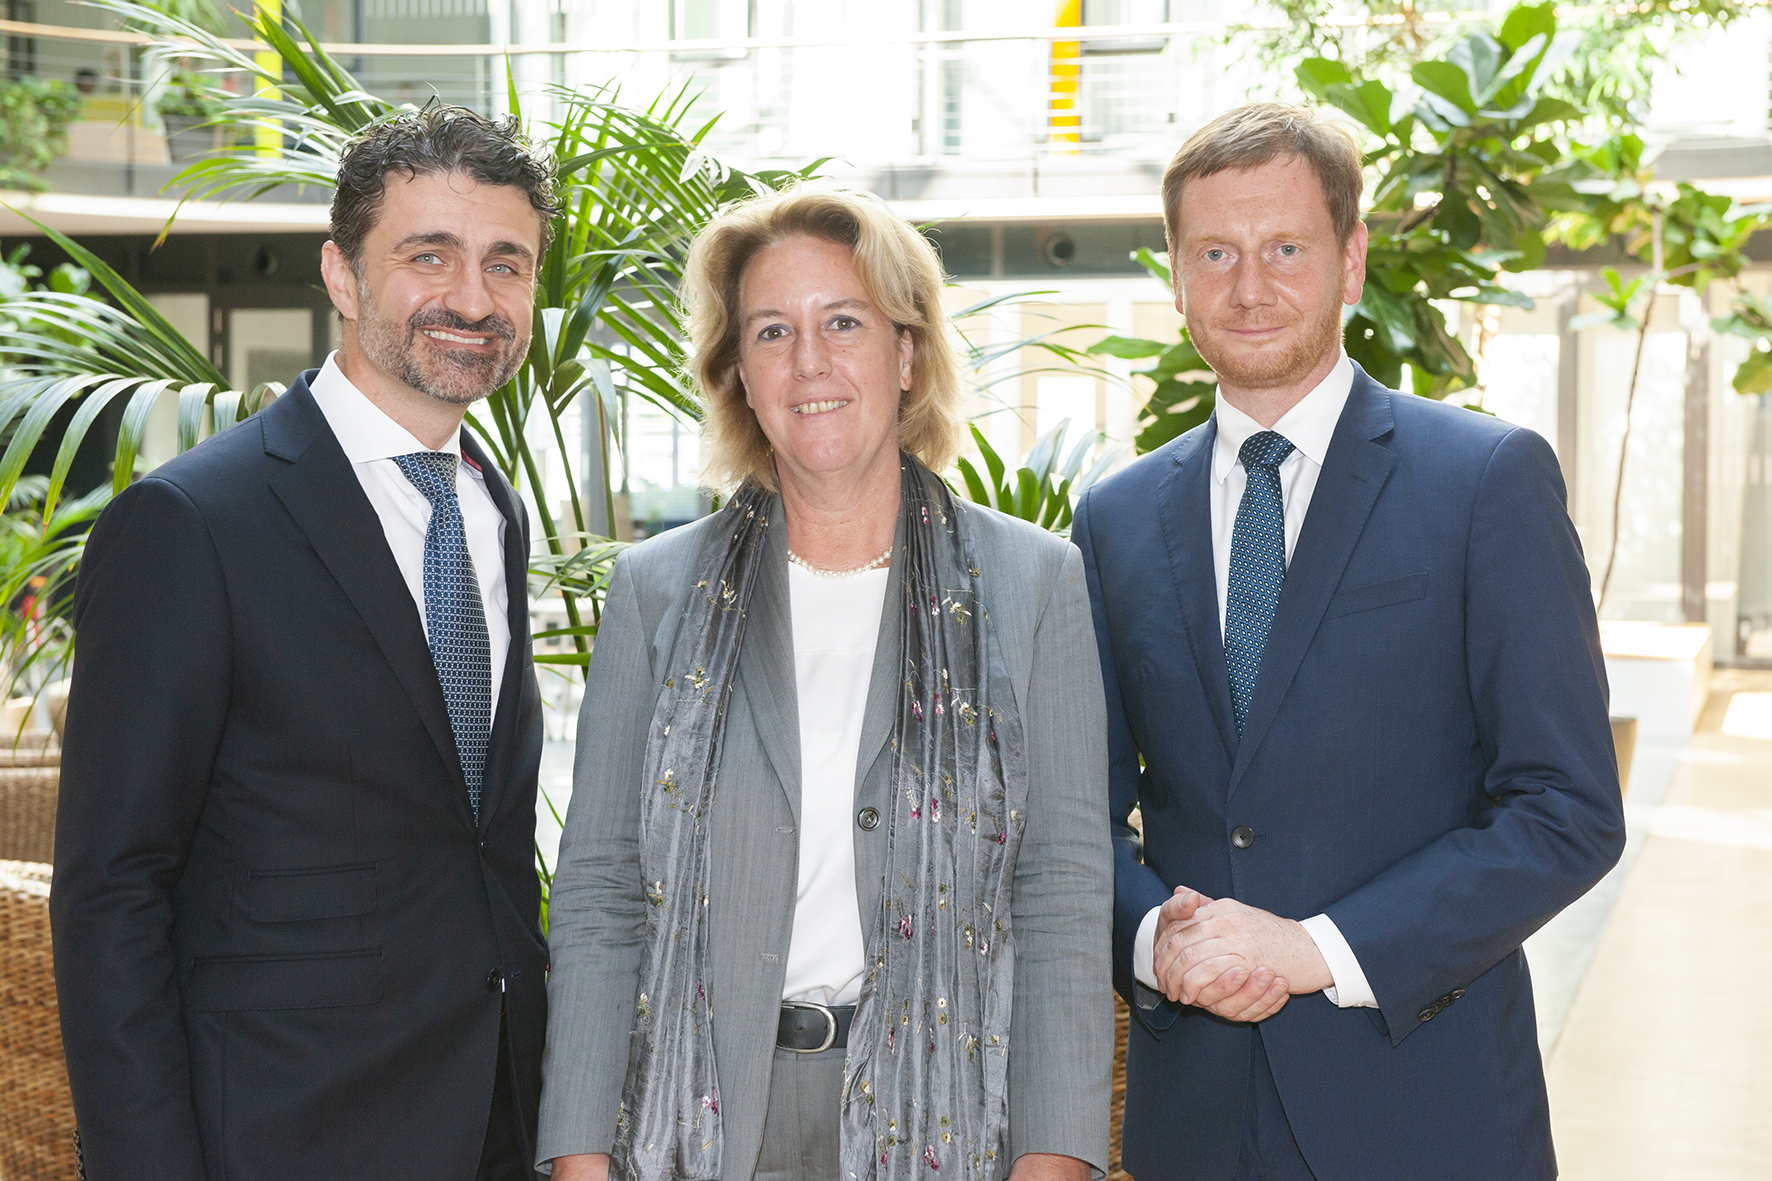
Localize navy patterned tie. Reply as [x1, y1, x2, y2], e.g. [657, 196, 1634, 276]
[1225, 430, 1296, 736]
[394, 451, 492, 819]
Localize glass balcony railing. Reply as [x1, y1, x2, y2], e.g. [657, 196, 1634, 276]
[6, 4, 1767, 204]
[0, 14, 1277, 201]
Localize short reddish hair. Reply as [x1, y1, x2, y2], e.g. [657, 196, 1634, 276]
[1162, 103, 1364, 248]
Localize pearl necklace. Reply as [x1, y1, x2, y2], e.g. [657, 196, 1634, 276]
[787, 546, 893, 579]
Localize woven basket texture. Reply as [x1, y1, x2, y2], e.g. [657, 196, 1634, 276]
[0, 735, 59, 770]
[1109, 994, 1130, 1181]
[0, 769, 58, 865]
[0, 860, 77, 1180]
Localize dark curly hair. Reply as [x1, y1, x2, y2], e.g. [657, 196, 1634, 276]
[330, 102, 560, 274]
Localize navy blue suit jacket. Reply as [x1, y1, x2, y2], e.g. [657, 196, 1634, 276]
[1072, 367, 1625, 1181]
[52, 376, 547, 1179]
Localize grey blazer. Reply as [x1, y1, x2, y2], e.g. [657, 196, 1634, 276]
[537, 497, 1113, 1178]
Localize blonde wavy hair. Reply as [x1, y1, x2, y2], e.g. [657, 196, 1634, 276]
[684, 187, 967, 493]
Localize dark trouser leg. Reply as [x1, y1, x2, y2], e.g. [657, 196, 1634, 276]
[753, 1045, 845, 1181]
[1232, 1028, 1320, 1181]
[476, 1011, 537, 1181]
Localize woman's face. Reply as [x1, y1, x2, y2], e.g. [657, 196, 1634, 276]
[735, 234, 914, 495]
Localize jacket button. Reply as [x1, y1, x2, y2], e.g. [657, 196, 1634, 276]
[1450, 988, 1466, 1001]
[486, 968, 504, 992]
[1230, 826, 1255, 849]
[857, 807, 880, 831]
[1419, 1008, 1435, 1022]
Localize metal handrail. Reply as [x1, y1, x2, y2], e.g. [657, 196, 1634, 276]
[0, 11, 1492, 57]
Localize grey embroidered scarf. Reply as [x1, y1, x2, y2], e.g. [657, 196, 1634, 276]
[612, 456, 1027, 1181]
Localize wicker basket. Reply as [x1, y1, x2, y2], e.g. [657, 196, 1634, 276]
[0, 768, 59, 864]
[0, 733, 59, 770]
[0, 860, 78, 1179]
[0, 737, 60, 773]
[1108, 994, 1130, 1181]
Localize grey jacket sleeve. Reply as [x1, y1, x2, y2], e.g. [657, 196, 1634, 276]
[536, 554, 653, 1164]
[1005, 546, 1115, 1177]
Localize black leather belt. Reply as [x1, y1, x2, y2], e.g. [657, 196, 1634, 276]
[777, 1001, 855, 1053]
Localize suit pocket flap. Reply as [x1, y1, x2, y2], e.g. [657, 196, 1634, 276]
[249, 862, 376, 922]
[1326, 571, 1429, 619]
[188, 950, 383, 1012]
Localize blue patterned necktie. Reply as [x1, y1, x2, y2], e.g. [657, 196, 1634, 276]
[1225, 430, 1296, 736]
[394, 450, 492, 819]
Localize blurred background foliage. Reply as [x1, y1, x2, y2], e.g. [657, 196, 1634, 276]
[1097, 1, 1770, 466]
[3, 0, 1771, 692]
[0, 78, 82, 193]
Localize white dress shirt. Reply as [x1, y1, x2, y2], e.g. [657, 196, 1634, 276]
[781, 561, 890, 1007]
[1133, 352, 1378, 1009]
[308, 353, 511, 713]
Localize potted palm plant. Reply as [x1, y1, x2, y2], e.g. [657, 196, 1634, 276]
[155, 68, 224, 161]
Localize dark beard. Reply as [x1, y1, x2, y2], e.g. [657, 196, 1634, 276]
[357, 299, 525, 407]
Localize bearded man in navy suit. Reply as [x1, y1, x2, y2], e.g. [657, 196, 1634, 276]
[1072, 102, 1625, 1180]
[53, 106, 553, 1180]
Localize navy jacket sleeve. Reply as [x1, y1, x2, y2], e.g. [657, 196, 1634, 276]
[1073, 493, 1179, 1031]
[50, 478, 231, 1178]
[1324, 427, 1626, 1043]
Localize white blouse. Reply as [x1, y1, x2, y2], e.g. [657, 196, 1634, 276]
[780, 561, 891, 1007]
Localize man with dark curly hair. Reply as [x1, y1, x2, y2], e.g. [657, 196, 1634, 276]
[53, 104, 557, 1181]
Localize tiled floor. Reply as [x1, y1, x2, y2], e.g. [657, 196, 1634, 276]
[1545, 670, 1772, 1180]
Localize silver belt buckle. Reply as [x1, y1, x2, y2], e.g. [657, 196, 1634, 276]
[782, 1000, 837, 1054]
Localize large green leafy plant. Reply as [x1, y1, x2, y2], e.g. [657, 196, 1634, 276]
[954, 420, 1119, 535]
[0, 2, 1107, 902]
[1544, 138, 1771, 609]
[1296, 1, 1584, 398]
[0, 1, 820, 904]
[1243, 0, 1751, 133]
[1715, 292, 1772, 397]
[1, 1, 819, 662]
[0, 247, 98, 706]
[0, 77, 82, 192]
[1094, 3, 1601, 454]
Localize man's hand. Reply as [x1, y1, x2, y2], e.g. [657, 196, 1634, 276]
[1154, 891, 1333, 1022]
[549, 1153, 610, 1180]
[1008, 1152, 1091, 1181]
[1149, 887, 1290, 1021]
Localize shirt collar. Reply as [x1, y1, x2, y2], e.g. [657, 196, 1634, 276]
[307, 351, 464, 465]
[1211, 351, 1354, 484]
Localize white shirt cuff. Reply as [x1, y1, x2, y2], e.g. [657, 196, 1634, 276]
[1299, 913, 1377, 1008]
[1133, 904, 1162, 990]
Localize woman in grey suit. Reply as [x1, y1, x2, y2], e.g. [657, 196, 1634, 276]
[538, 188, 1112, 1181]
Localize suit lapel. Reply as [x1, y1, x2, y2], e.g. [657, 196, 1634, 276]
[1229, 372, 1397, 790]
[853, 513, 906, 799]
[1156, 420, 1238, 765]
[462, 430, 528, 829]
[263, 381, 474, 827]
[737, 523, 802, 824]
[852, 515, 906, 915]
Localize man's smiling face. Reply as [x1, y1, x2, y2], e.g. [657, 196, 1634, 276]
[1171, 154, 1365, 405]
[329, 169, 541, 409]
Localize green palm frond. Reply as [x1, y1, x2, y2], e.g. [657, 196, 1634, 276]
[0, 0, 1139, 914]
[0, 214, 263, 503]
[91, 0, 388, 220]
[953, 420, 1123, 535]
[0, 479, 109, 701]
[473, 81, 821, 658]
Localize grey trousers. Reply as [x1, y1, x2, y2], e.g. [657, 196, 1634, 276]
[753, 1045, 845, 1181]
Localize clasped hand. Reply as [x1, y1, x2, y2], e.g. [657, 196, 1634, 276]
[1151, 887, 1334, 1023]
